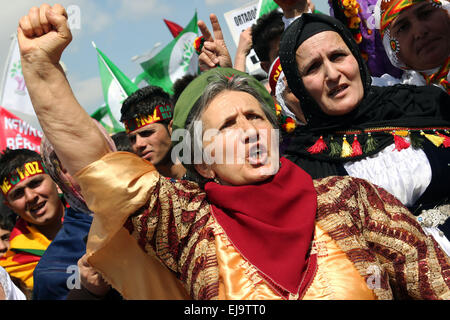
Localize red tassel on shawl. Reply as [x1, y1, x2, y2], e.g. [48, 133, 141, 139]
[351, 135, 363, 156]
[437, 132, 450, 148]
[307, 136, 327, 154]
[392, 132, 410, 151]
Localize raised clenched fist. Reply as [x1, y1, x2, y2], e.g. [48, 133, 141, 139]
[18, 4, 72, 66]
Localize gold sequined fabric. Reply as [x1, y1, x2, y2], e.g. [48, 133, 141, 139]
[75, 152, 450, 300]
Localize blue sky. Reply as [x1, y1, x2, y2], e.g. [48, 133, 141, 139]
[0, 0, 330, 117]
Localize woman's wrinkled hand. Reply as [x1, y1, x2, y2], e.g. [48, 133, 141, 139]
[197, 13, 233, 71]
[77, 253, 111, 297]
[18, 4, 72, 66]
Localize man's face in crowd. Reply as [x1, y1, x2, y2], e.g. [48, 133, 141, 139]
[5, 174, 62, 227]
[128, 122, 173, 166]
[0, 227, 10, 257]
[261, 36, 281, 73]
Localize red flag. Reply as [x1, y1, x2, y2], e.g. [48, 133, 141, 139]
[163, 19, 184, 38]
[0, 106, 42, 153]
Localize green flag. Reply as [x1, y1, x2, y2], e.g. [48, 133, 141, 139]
[137, 12, 198, 94]
[90, 104, 120, 134]
[257, 0, 279, 17]
[93, 42, 139, 133]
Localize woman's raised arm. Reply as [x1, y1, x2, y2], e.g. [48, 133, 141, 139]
[18, 4, 112, 176]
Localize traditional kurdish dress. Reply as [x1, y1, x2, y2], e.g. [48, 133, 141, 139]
[0, 218, 51, 291]
[374, 0, 450, 94]
[75, 152, 450, 300]
[279, 13, 450, 256]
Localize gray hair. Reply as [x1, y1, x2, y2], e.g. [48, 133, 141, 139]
[183, 73, 279, 185]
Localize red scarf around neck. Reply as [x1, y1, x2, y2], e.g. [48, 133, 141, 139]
[204, 157, 317, 295]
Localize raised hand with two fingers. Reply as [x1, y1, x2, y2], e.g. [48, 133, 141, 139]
[197, 13, 233, 71]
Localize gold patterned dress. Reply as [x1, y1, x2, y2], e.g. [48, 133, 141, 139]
[75, 152, 450, 300]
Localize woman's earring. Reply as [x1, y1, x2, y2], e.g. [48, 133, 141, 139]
[213, 177, 221, 184]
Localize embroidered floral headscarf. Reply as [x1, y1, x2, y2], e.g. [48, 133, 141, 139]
[374, 0, 449, 70]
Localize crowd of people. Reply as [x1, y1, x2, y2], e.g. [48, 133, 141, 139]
[0, 0, 449, 300]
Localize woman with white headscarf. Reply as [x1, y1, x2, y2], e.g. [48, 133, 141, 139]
[0, 266, 26, 300]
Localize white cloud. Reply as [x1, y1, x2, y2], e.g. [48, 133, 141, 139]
[117, 0, 172, 19]
[69, 76, 104, 115]
[65, 1, 113, 34]
[0, 1, 113, 74]
[0, 1, 112, 38]
[204, 0, 250, 6]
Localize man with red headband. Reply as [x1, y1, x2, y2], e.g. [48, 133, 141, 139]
[121, 85, 186, 179]
[0, 148, 64, 297]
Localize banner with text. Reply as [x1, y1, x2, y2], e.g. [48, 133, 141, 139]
[224, 1, 265, 76]
[0, 106, 42, 153]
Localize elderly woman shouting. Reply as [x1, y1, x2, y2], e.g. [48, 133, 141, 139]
[279, 13, 450, 253]
[18, 5, 450, 300]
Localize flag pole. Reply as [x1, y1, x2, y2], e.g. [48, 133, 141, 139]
[92, 41, 128, 98]
[0, 34, 17, 107]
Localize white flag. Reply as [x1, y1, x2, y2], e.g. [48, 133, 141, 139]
[0, 35, 35, 117]
[223, 1, 263, 76]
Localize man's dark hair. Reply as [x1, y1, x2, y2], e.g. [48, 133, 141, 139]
[120, 85, 173, 126]
[172, 74, 197, 104]
[0, 198, 17, 231]
[251, 10, 284, 63]
[0, 148, 42, 186]
[111, 131, 133, 152]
